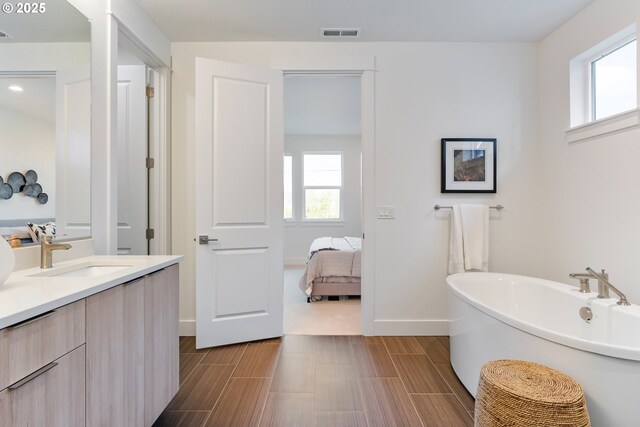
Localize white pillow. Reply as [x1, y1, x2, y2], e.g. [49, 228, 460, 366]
[26, 222, 56, 243]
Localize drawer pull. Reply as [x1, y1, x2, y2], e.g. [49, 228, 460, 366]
[8, 310, 56, 330]
[8, 362, 58, 390]
[124, 277, 144, 286]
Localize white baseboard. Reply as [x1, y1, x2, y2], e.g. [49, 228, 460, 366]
[179, 320, 196, 336]
[284, 257, 307, 267]
[373, 320, 449, 336]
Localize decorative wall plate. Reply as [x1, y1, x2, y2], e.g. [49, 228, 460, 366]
[0, 183, 12, 200]
[37, 192, 48, 204]
[7, 172, 26, 193]
[23, 183, 43, 197]
[25, 170, 38, 184]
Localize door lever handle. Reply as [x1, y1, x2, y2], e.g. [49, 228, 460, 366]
[199, 235, 219, 245]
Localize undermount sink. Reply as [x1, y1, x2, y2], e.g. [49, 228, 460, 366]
[29, 263, 133, 278]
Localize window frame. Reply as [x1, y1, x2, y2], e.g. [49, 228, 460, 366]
[283, 153, 294, 222]
[587, 35, 637, 122]
[568, 25, 639, 142]
[301, 151, 344, 222]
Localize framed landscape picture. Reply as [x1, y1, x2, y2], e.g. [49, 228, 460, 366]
[441, 138, 496, 193]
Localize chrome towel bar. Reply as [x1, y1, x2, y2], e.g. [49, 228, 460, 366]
[434, 204, 504, 211]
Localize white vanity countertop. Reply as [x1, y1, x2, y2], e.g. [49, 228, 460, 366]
[0, 255, 183, 329]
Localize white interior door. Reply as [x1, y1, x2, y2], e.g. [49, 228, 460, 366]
[195, 58, 284, 348]
[117, 65, 148, 255]
[55, 65, 91, 240]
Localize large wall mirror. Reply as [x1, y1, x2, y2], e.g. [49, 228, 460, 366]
[0, 0, 91, 245]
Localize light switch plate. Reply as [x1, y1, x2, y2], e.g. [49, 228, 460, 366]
[377, 206, 395, 219]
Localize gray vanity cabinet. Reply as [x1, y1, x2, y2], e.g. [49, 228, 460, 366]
[86, 265, 179, 427]
[0, 301, 86, 427]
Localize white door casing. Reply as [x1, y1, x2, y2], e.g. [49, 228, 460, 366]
[195, 58, 284, 348]
[117, 65, 148, 255]
[272, 54, 376, 336]
[55, 65, 91, 240]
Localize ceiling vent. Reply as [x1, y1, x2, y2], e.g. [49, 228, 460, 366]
[0, 30, 14, 39]
[322, 28, 360, 38]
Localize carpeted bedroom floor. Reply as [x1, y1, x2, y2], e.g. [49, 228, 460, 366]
[284, 267, 361, 335]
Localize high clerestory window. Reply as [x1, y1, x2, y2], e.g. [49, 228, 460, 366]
[569, 25, 637, 138]
[590, 37, 637, 121]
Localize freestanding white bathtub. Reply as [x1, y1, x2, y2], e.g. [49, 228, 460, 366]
[447, 272, 640, 427]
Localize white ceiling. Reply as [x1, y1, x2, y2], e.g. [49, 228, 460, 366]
[134, 0, 593, 42]
[0, 0, 89, 42]
[284, 75, 361, 135]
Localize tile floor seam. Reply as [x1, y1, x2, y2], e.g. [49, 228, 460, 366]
[407, 392, 456, 395]
[433, 369, 474, 419]
[202, 341, 249, 426]
[178, 352, 207, 388]
[350, 343, 372, 427]
[255, 343, 283, 426]
[381, 338, 427, 427]
[429, 362, 462, 404]
[199, 409, 214, 427]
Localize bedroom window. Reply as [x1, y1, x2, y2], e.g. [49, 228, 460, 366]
[284, 155, 293, 220]
[303, 153, 343, 220]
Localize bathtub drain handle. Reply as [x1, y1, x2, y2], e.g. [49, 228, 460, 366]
[579, 306, 593, 322]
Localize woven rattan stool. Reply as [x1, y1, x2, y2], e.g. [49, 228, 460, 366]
[475, 360, 590, 427]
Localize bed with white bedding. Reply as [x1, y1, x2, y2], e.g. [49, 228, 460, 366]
[298, 236, 361, 302]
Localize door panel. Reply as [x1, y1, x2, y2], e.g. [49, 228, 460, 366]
[213, 78, 268, 225]
[117, 65, 148, 255]
[195, 58, 283, 348]
[55, 65, 91, 240]
[212, 249, 269, 317]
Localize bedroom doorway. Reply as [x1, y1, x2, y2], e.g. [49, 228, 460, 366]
[282, 74, 363, 335]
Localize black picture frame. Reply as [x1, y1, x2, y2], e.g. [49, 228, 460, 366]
[441, 138, 496, 193]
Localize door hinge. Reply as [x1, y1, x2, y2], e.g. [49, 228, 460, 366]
[362, 233, 365, 239]
[146, 85, 154, 98]
[146, 157, 155, 169]
[146, 228, 155, 240]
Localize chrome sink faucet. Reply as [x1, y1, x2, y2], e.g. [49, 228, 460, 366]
[40, 236, 71, 269]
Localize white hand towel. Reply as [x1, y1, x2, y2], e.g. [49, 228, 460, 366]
[448, 206, 465, 274]
[448, 204, 489, 274]
[459, 204, 489, 272]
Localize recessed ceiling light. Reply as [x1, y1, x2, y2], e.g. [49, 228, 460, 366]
[8, 85, 23, 92]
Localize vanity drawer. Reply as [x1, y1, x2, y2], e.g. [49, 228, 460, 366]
[0, 344, 85, 427]
[0, 299, 85, 391]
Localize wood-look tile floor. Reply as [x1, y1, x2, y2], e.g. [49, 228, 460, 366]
[153, 336, 474, 427]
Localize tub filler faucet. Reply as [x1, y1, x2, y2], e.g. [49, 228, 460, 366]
[40, 235, 72, 269]
[585, 268, 630, 306]
[568, 272, 594, 293]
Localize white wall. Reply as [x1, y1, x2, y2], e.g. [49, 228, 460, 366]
[538, 0, 640, 301]
[171, 42, 541, 334]
[0, 107, 55, 221]
[284, 135, 362, 264]
[0, 43, 90, 71]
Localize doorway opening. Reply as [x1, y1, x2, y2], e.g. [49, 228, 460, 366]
[282, 74, 363, 335]
[116, 28, 169, 256]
